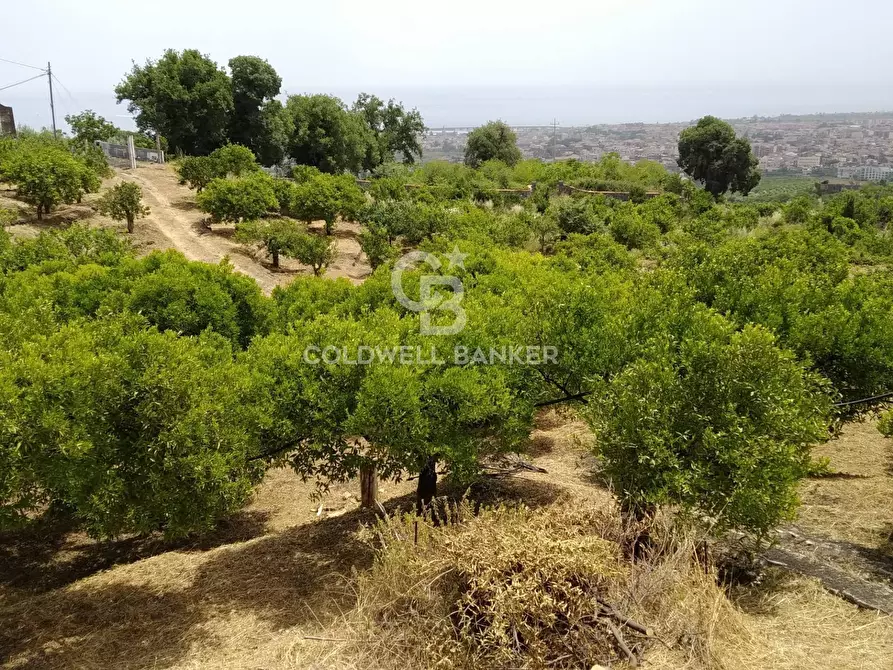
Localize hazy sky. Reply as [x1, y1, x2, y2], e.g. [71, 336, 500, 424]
[2, 0, 892, 129]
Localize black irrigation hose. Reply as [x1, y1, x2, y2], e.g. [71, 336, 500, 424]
[535, 390, 893, 410]
[833, 391, 893, 408]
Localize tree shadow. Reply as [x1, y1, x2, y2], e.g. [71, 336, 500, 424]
[170, 198, 199, 212]
[0, 477, 572, 668]
[0, 510, 270, 594]
[0, 580, 207, 670]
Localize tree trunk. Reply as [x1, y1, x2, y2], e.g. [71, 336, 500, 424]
[621, 501, 657, 562]
[126, 215, 134, 234]
[360, 464, 378, 508]
[416, 456, 438, 515]
[36, 204, 43, 220]
[272, 248, 279, 268]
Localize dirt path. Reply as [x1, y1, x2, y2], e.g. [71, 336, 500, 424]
[118, 165, 372, 293]
[120, 165, 283, 293]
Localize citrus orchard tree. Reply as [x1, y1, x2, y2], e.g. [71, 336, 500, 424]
[3, 146, 87, 219]
[96, 181, 150, 233]
[235, 218, 304, 268]
[0, 317, 266, 538]
[197, 173, 279, 222]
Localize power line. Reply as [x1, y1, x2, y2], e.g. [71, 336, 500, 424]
[0, 56, 45, 72]
[0, 72, 45, 92]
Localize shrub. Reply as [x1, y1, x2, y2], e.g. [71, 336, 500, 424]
[197, 173, 279, 222]
[879, 409, 893, 438]
[587, 314, 831, 537]
[177, 155, 217, 192]
[235, 218, 305, 268]
[293, 232, 337, 276]
[551, 196, 603, 236]
[95, 181, 150, 233]
[608, 207, 661, 250]
[4, 146, 86, 219]
[209, 143, 260, 177]
[0, 317, 266, 537]
[359, 226, 397, 269]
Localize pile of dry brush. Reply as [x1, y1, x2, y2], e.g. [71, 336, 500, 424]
[321, 500, 735, 670]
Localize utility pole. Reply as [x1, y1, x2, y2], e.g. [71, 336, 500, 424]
[551, 118, 559, 161]
[46, 61, 57, 138]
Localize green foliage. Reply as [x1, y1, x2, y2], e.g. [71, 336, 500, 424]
[0, 317, 265, 537]
[668, 226, 893, 398]
[3, 144, 87, 218]
[288, 173, 365, 235]
[677, 116, 761, 198]
[293, 232, 337, 276]
[359, 225, 397, 269]
[209, 143, 260, 177]
[879, 409, 893, 438]
[608, 205, 661, 251]
[353, 93, 425, 168]
[115, 49, 233, 155]
[197, 172, 279, 222]
[65, 110, 118, 145]
[95, 182, 150, 233]
[235, 218, 305, 268]
[464, 121, 522, 168]
[177, 156, 217, 192]
[228, 55, 284, 164]
[550, 196, 605, 236]
[284, 94, 371, 174]
[587, 313, 831, 535]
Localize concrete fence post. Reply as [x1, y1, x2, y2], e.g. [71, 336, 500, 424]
[127, 135, 136, 170]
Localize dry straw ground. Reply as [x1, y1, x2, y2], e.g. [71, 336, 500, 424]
[2, 411, 892, 669]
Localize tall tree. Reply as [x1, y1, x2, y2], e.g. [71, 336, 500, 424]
[65, 110, 117, 145]
[115, 49, 233, 156]
[284, 94, 371, 174]
[677, 116, 761, 198]
[228, 56, 287, 165]
[464, 120, 522, 168]
[353, 93, 425, 169]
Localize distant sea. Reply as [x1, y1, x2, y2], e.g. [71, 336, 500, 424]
[5, 83, 893, 133]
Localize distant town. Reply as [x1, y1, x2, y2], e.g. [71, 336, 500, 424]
[423, 112, 893, 182]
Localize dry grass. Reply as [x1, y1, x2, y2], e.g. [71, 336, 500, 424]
[798, 418, 893, 550]
[2, 410, 893, 669]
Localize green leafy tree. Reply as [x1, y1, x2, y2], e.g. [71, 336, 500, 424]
[294, 232, 337, 276]
[115, 49, 233, 155]
[197, 173, 279, 222]
[4, 146, 86, 219]
[96, 182, 150, 233]
[359, 225, 397, 269]
[235, 218, 305, 268]
[353, 93, 425, 168]
[529, 213, 561, 252]
[228, 55, 284, 164]
[677, 116, 761, 198]
[0, 317, 265, 538]
[65, 110, 117, 145]
[288, 173, 365, 235]
[209, 143, 260, 176]
[464, 121, 522, 168]
[177, 156, 217, 192]
[587, 311, 831, 536]
[284, 94, 372, 174]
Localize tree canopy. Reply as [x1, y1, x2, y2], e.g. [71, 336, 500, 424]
[115, 49, 234, 156]
[677, 116, 761, 198]
[464, 121, 522, 168]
